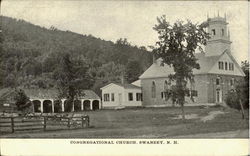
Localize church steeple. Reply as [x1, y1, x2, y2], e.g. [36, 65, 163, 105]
[205, 13, 232, 56]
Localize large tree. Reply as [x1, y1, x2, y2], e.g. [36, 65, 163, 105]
[153, 16, 209, 119]
[53, 53, 94, 112]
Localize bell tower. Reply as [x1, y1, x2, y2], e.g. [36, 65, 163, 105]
[205, 13, 232, 56]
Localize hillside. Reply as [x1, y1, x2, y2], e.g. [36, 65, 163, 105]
[0, 16, 152, 95]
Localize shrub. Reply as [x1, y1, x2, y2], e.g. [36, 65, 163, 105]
[225, 91, 240, 110]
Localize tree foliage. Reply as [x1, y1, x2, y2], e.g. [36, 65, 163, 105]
[153, 16, 209, 119]
[0, 16, 152, 96]
[125, 59, 143, 83]
[53, 53, 94, 112]
[226, 60, 249, 114]
[13, 89, 32, 112]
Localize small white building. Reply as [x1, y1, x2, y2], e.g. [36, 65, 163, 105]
[100, 83, 142, 109]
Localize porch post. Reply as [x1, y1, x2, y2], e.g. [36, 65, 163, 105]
[40, 99, 44, 113]
[81, 99, 84, 111]
[61, 99, 66, 112]
[72, 100, 75, 112]
[99, 99, 102, 109]
[51, 99, 54, 113]
[90, 99, 93, 110]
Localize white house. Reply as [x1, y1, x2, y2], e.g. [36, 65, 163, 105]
[100, 83, 142, 109]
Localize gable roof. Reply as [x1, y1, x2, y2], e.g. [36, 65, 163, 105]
[193, 53, 221, 74]
[0, 88, 100, 100]
[139, 51, 245, 79]
[132, 80, 141, 87]
[139, 58, 174, 79]
[100, 83, 141, 90]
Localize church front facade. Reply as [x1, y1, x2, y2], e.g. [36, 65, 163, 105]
[139, 15, 245, 107]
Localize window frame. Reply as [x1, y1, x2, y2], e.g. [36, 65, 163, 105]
[152, 81, 156, 98]
[212, 29, 216, 35]
[128, 92, 133, 101]
[136, 93, 142, 101]
[111, 93, 115, 101]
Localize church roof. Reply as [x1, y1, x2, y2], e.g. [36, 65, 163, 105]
[139, 58, 174, 79]
[139, 50, 244, 79]
[193, 53, 221, 74]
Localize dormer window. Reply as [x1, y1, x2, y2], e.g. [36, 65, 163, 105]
[225, 62, 228, 70]
[218, 61, 224, 70]
[229, 63, 234, 71]
[221, 29, 224, 36]
[212, 29, 216, 35]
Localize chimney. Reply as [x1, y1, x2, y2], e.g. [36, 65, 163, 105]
[121, 76, 124, 84]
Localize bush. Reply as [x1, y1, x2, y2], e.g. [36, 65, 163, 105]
[13, 89, 32, 111]
[225, 91, 241, 110]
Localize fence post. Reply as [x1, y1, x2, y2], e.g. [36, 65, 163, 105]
[43, 117, 47, 131]
[67, 118, 70, 129]
[81, 116, 84, 128]
[87, 115, 89, 127]
[11, 117, 14, 133]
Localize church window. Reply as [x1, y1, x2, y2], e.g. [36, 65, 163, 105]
[216, 77, 220, 85]
[229, 63, 234, 71]
[218, 61, 224, 70]
[191, 90, 198, 97]
[221, 29, 224, 36]
[225, 62, 228, 70]
[152, 81, 156, 98]
[230, 78, 235, 86]
[136, 93, 142, 101]
[164, 80, 169, 90]
[212, 29, 216, 35]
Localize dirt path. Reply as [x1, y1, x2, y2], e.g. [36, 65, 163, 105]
[200, 111, 225, 122]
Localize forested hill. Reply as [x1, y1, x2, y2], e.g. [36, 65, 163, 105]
[0, 16, 152, 95]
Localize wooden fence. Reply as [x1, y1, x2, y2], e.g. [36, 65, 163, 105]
[0, 115, 89, 133]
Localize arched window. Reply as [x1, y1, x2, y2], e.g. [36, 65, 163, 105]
[164, 80, 169, 91]
[152, 81, 156, 98]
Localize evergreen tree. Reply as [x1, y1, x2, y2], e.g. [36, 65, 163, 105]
[53, 53, 94, 112]
[14, 89, 31, 112]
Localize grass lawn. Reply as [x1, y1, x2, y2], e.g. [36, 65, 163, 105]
[0, 106, 249, 138]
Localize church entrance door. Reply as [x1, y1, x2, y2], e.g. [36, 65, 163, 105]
[216, 89, 222, 103]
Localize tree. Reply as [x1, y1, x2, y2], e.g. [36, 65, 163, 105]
[13, 89, 32, 113]
[125, 59, 143, 83]
[53, 53, 94, 112]
[153, 16, 209, 119]
[226, 60, 249, 119]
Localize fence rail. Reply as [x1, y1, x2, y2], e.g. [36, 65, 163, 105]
[0, 115, 90, 133]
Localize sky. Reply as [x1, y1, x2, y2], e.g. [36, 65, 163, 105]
[1, 0, 249, 63]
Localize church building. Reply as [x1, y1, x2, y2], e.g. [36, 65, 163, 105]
[139, 15, 245, 107]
